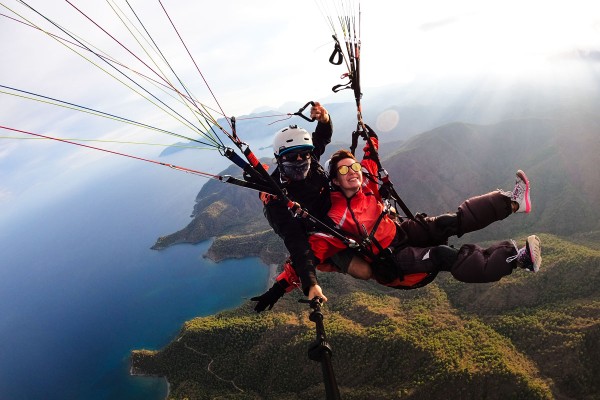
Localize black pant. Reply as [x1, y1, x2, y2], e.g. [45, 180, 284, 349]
[377, 191, 518, 285]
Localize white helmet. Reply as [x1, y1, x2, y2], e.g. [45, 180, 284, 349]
[273, 125, 314, 157]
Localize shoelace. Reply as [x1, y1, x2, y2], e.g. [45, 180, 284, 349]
[512, 180, 525, 201]
[505, 239, 520, 263]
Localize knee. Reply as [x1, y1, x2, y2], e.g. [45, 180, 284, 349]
[457, 191, 512, 235]
[430, 245, 459, 271]
[433, 213, 458, 230]
[431, 213, 459, 240]
[348, 256, 373, 280]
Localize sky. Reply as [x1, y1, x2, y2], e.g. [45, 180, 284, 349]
[1, 0, 599, 213]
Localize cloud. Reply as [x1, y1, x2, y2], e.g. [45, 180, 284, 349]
[576, 49, 600, 62]
[2, 0, 600, 215]
[0, 188, 13, 204]
[419, 15, 461, 32]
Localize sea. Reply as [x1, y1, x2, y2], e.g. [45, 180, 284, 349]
[0, 152, 270, 399]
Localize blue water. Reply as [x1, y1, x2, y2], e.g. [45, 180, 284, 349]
[0, 154, 270, 399]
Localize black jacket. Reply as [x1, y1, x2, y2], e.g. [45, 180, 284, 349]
[263, 120, 332, 294]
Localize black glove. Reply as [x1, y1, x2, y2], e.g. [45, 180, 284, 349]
[250, 281, 286, 312]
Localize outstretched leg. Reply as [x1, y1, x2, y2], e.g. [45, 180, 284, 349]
[376, 235, 542, 288]
[400, 190, 512, 246]
[450, 235, 542, 282]
[458, 169, 533, 234]
[402, 169, 533, 245]
[449, 241, 517, 282]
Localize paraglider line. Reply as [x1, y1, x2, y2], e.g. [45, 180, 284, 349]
[0, 125, 219, 179]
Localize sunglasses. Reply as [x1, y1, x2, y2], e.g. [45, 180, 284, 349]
[281, 150, 311, 162]
[337, 162, 362, 175]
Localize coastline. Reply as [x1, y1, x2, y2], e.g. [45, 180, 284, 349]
[129, 256, 277, 400]
[129, 365, 170, 400]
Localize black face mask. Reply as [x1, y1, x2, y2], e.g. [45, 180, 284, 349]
[281, 158, 311, 181]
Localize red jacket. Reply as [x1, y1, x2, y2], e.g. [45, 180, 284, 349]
[275, 137, 430, 290]
[309, 138, 396, 263]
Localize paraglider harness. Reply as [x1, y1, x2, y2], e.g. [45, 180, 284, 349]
[221, 114, 412, 273]
[334, 126, 444, 287]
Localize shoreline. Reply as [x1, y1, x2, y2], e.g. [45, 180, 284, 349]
[129, 365, 170, 399]
[129, 258, 276, 399]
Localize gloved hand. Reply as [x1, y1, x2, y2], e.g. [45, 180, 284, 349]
[250, 281, 286, 312]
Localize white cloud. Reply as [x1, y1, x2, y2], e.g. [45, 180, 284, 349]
[4, 1, 599, 117]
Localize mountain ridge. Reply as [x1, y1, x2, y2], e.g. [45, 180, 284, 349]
[151, 113, 600, 257]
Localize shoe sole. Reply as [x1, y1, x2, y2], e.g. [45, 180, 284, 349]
[525, 235, 542, 272]
[517, 169, 531, 213]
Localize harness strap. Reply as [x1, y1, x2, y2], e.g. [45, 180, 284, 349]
[363, 203, 404, 280]
[350, 124, 416, 220]
[380, 179, 415, 220]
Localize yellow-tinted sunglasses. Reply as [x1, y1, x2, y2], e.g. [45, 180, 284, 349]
[337, 162, 362, 175]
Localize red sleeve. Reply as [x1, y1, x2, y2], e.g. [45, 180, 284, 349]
[309, 232, 348, 263]
[275, 261, 301, 293]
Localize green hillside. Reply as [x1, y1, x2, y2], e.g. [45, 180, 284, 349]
[133, 235, 600, 399]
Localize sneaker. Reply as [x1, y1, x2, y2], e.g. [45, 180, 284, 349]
[515, 235, 542, 272]
[511, 170, 531, 213]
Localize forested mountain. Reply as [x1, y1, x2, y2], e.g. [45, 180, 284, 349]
[140, 81, 600, 399]
[134, 234, 600, 399]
